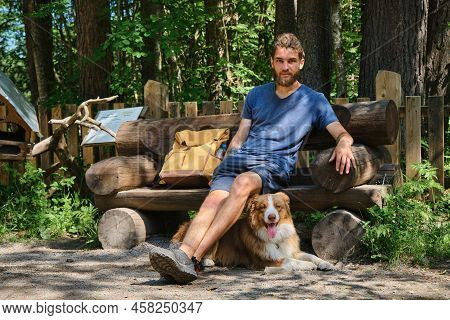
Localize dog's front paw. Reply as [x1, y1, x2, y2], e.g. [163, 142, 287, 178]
[201, 258, 215, 268]
[316, 260, 334, 271]
[284, 259, 317, 271]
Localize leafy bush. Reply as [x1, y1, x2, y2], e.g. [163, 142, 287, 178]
[363, 162, 449, 265]
[0, 162, 99, 245]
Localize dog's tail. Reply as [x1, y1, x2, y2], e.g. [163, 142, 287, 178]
[171, 221, 192, 244]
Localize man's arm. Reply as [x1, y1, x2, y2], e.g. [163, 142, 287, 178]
[325, 121, 356, 175]
[226, 119, 252, 155]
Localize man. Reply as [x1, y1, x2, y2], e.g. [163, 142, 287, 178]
[149, 33, 355, 284]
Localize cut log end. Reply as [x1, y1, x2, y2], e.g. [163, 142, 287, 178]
[311, 209, 365, 263]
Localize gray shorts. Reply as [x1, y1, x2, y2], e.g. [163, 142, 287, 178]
[209, 150, 295, 194]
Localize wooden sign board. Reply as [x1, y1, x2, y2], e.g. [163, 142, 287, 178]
[81, 106, 146, 146]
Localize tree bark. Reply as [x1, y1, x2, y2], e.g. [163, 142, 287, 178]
[141, 0, 162, 83]
[275, 0, 296, 36]
[359, 0, 428, 99]
[296, 0, 332, 99]
[204, 0, 227, 100]
[331, 0, 347, 98]
[23, 0, 56, 169]
[425, 0, 449, 103]
[74, 0, 113, 100]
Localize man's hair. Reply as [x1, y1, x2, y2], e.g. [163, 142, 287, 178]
[272, 33, 305, 60]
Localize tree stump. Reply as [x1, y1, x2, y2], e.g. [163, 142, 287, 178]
[98, 208, 190, 249]
[98, 208, 159, 249]
[311, 209, 364, 262]
[85, 155, 157, 195]
[311, 144, 384, 193]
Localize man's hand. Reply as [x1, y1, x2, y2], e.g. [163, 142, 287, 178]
[325, 122, 356, 175]
[329, 135, 356, 174]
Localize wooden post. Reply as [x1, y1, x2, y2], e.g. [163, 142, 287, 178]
[81, 104, 94, 166]
[335, 97, 349, 105]
[0, 162, 8, 185]
[375, 70, 402, 165]
[143, 80, 168, 119]
[220, 101, 233, 114]
[97, 103, 109, 161]
[112, 103, 125, 156]
[37, 108, 51, 170]
[0, 104, 6, 131]
[50, 106, 62, 164]
[237, 100, 244, 114]
[184, 102, 198, 117]
[298, 151, 309, 167]
[405, 96, 421, 179]
[357, 97, 370, 103]
[202, 101, 215, 115]
[63, 104, 79, 160]
[428, 96, 444, 186]
[168, 102, 181, 118]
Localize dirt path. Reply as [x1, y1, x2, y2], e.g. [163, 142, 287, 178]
[0, 237, 448, 300]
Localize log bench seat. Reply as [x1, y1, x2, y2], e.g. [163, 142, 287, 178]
[94, 184, 391, 213]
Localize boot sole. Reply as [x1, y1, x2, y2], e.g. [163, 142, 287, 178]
[149, 248, 197, 284]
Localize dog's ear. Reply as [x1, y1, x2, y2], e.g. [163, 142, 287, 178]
[275, 192, 290, 205]
[245, 193, 259, 213]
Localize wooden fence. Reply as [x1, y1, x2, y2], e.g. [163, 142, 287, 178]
[0, 72, 448, 187]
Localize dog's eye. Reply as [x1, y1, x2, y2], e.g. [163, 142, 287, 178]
[258, 204, 267, 210]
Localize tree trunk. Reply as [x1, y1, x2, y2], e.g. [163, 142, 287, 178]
[275, 0, 296, 36]
[359, 0, 428, 99]
[331, 0, 347, 98]
[425, 0, 449, 103]
[204, 0, 227, 100]
[74, 0, 113, 100]
[23, 0, 56, 169]
[296, 0, 332, 99]
[141, 0, 162, 83]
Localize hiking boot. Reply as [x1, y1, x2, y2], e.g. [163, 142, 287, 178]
[149, 246, 197, 284]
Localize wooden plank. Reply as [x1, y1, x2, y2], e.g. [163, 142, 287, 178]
[237, 100, 244, 114]
[64, 104, 79, 159]
[376, 70, 402, 165]
[398, 105, 450, 118]
[37, 108, 51, 170]
[168, 102, 181, 118]
[143, 80, 168, 119]
[81, 104, 94, 166]
[184, 102, 198, 117]
[113, 103, 125, 110]
[94, 184, 391, 213]
[51, 106, 62, 130]
[428, 96, 444, 186]
[335, 97, 349, 105]
[357, 97, 370, 102]
[0, 104, 6, 131]
[219, 101, 233, 114]
[202, 101, 215, 116]
[405, 96, 421, 179]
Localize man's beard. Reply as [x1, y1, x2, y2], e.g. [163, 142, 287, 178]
[272, 68, 300, 87]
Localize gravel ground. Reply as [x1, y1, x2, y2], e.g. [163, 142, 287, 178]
[0, 237, 448, 300]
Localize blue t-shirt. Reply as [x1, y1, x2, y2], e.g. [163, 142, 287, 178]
[240, 83, 337, 158]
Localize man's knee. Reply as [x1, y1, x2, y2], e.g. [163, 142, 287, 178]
[230, 172, 261, 196]
[202, 190, 229, 208]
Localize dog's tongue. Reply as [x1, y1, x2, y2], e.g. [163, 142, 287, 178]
[267, 224, 277, 238]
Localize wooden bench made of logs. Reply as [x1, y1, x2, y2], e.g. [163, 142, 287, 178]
[87, 100, 400, 261]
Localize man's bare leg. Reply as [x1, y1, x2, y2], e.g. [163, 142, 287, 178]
[179, 190, 229, 257]
[192, 172, 262, 260]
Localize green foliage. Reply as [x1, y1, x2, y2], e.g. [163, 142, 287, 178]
[0, 162, 99, 245]
[363, 161, 449, 265]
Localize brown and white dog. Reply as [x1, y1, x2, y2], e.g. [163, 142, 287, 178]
[171, 192, 334, 272]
